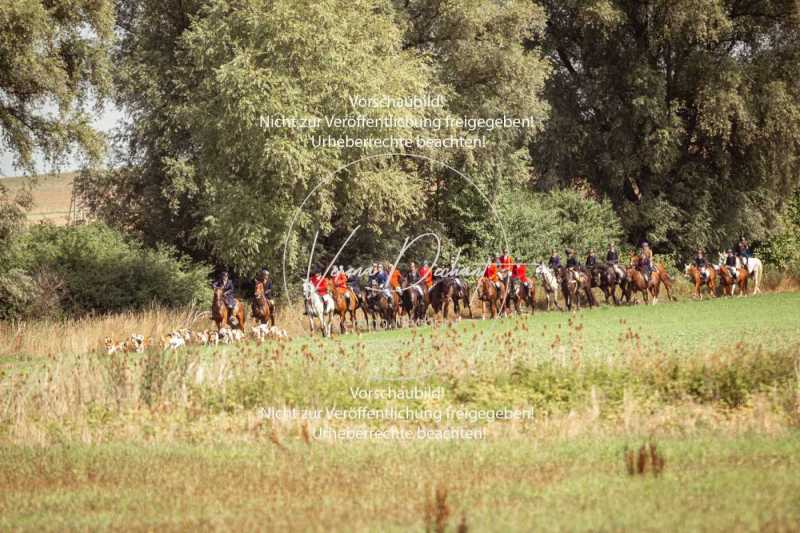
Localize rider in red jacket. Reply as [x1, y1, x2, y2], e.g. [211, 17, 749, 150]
[512, 261, 529, 285]
[310, 271, 328, 296]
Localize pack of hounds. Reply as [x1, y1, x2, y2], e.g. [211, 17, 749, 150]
[103, 324, 289, 355]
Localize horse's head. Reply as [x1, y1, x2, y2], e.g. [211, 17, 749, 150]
[302, 280, 314, 300]
[535, 263, 550, 278]
[212, 286, 224, 301]
[254, 281, 265, 298]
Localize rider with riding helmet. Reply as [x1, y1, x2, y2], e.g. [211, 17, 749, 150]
[585, 249, 598, 269]
[254, 267, 275, 315]
[694, 249, 709, 281]
[639, 242, 653, 283]
[725, 249, 738, 279]
[548, 249, 561, 270]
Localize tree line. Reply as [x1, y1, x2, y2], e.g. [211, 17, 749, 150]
[2, 0, 800, 282]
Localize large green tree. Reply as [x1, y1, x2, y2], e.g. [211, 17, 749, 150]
[533, 0, 800, 255]
[78, 0, 551, 275]
[0, 0, 114, 171]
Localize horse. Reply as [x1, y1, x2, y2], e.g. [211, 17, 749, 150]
[303, 280, 333, 337]
[559, 267, 595, 311]
[629, 255, 661, 304]
[535, 263, 562, 311]
[332, 285, 362, 334]
[716, 256, 748, 297]
[365, 281, 396, 330]
[652, 263, 676, 302]
[212, 287, 245, 331]
[400, 274, 429, 325]
[684, 264, 717, 299]
[432, 276, 472, 321]
[735, 255, 762, 295]
[507, 275, 535, 314]
[251, 281, 274, 326]
[595, 263, 624, 305]
[624, 267, 652, 305]
[476, 276, 501, 319]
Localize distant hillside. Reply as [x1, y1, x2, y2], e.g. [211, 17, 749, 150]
[1, 172, 77, 225]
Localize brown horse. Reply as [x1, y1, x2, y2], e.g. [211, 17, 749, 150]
[433, 277, 473, 321]
[628, 255, 661, 304]
[652, 263, 676, 302]
[365, 282, 396, 330]
[717, 264, 748, 296]
[624, 267, 652, 305]
[477, 276, 502, 319]
[251, 281, 274, 326]
[684, 265, 717, 299]
[560, 267, 595, 310]
[332, 286, 362, 333]
[212, 287, 245, 331]
[508, 276, 535, 314]
[400, 275, 429, 325]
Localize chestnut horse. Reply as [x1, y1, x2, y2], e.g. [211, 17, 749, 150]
[684, 265, 717, 299]
[251, 281, 274, 326]
[717, 263, 748, 296]
[332, 286, 363, 333]
[477, 276, 502, 319]
[628, 255, 661, 304]
[624, 267, 653, 305]
[652, 263, 676, 302]
[212, 287, 245, 331]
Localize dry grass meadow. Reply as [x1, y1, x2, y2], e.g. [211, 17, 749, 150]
[1, 289, 800, 531]
[1, 172, 76, 225]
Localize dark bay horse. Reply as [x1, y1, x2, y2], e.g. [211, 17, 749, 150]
[595, 264, 624, 305]
[212, 287, 245, 331]
[559, 267, 595, 310]
[365, 281, 396, 330]
[507, 276, 535, 314]
[251, 281, 274, 326]
[431, 277, 473, 321]
[400, 275, 429, 325]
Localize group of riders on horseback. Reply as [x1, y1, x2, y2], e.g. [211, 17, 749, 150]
[209, 237, 759, 333]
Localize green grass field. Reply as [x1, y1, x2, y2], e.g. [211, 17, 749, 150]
[1, 292, 799, 531]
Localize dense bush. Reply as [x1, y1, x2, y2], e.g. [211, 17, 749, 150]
[759, 189, 800, 275]
[492, 188, 624, 262]
[1, 222, 210, 319]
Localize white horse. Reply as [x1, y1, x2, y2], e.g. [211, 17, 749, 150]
[536, 263, 562, 311]
[303, 281, 334, 337]
[736, 255, 762, 294]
